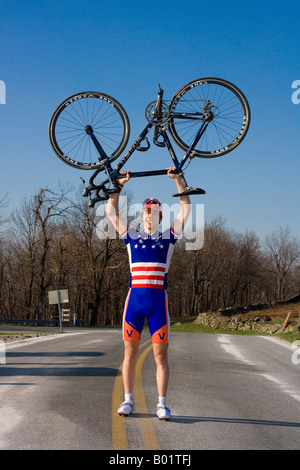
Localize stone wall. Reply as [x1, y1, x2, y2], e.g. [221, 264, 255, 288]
[194, 312, 300, 335]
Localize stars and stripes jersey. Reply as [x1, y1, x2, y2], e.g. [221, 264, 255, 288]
[120, 226, 179, 289]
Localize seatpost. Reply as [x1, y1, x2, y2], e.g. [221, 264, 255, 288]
[154, 84, 163, 117]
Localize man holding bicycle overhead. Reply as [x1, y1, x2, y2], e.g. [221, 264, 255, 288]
[106, 167, 191, 420]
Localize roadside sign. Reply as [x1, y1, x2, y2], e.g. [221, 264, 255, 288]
[62, 309, 71, 321]
[48, 289, 69, 305]
[48, 289, 69, 333]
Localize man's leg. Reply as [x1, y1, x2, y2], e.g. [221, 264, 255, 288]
[122, 340, 139, 394]
[153, 342, 171, 420]
[153, 342, 169, 398]
[119, 287, 143, 415]
[118, 340, 139, 416]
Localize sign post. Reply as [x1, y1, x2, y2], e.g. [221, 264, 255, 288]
[58, 290, 63, 333]
[0, 340, 6, 365]
[48, 289, 69, 333]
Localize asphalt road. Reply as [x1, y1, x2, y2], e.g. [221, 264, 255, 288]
[0, 328, 299, 450]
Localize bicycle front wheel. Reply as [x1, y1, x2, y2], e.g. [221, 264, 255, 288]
[168, 78, 250, 158]
[49, 91, 130, 170]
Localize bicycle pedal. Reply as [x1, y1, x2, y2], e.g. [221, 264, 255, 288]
[172, 187, 206, 197]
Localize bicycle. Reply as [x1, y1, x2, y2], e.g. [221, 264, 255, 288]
[48, 77, 250, 207]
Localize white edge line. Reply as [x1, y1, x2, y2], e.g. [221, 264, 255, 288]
[3, 332, 86, 349]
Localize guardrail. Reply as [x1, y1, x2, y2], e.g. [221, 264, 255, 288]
[0, 318, 85, 326]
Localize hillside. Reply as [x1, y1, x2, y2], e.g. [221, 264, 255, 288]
[239, 299, 300, 321]
[194, 295, 300, 338]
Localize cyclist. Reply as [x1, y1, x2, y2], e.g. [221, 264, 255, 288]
[106, 167, 191, 420]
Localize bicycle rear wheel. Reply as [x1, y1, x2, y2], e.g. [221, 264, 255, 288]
[168, 78, 250, 158]
[49, 92, 130, 170]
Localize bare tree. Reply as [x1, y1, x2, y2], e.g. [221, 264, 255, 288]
[0, 194, 9, 316]
[264, 226, 300, 301]
[2, 183, 300, 324]
[11, 186, 72, 319]
[67, 196, 127, 325]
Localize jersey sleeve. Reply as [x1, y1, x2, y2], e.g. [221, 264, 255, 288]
[120, 226, 140, 244]
[161, 226, 180, 245]
[171, 225, 181, 241]
[120, 226, 130, 245]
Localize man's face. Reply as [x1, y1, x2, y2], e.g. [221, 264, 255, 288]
[142, 208, 161, 233]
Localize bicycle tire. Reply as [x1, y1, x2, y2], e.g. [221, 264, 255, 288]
[168, 77, 250, 158]
[49, 91, 130, 170]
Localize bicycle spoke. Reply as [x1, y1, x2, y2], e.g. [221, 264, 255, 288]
[169, 78, 250, 157]
[50, 93, 129, 168]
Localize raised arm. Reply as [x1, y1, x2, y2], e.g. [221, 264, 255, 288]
[167, 167, 191, 236]
[105, 171, 130, 236]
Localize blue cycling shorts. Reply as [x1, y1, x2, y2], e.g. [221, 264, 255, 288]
[122, 287, 170, 343]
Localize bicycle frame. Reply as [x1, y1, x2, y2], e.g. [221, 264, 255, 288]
[82, 86, 207, 207]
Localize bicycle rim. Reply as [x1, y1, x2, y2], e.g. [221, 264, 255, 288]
[49, 92, 130, 170]
[168, 78, 250, 158]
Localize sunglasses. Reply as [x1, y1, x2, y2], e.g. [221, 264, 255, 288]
[142, 198, 162, 206]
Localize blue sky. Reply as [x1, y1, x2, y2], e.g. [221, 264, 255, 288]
[0, 0, 299, 241]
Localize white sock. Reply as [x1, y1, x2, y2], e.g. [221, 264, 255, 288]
[158, 396, 166, 407]
[125, 393, 133, 404]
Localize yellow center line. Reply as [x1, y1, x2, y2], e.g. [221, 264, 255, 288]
[111, 339, 160, 450]
[111, 361, 128, 450]
[134, 343, 161, 450]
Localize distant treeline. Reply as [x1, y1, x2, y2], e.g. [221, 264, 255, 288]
[0, 188, 299, 326]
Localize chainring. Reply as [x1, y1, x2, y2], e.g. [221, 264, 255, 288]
[145, 101, 170, 124]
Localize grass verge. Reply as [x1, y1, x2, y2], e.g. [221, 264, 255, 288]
[169, 316, 300, 343]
